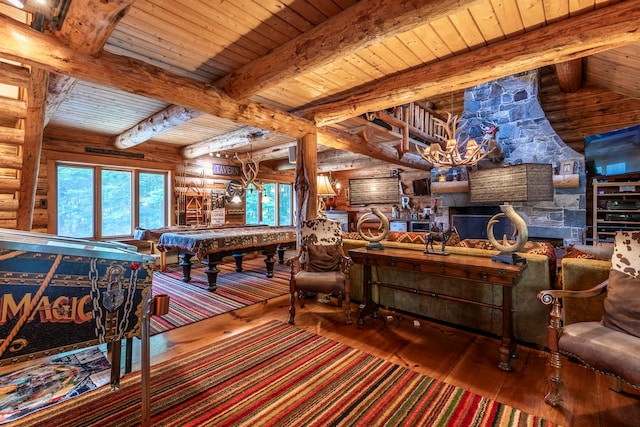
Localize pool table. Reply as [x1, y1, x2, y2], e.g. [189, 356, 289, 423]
[156, 225, 297, 291]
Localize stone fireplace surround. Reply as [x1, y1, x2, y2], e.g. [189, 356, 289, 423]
[431, 70, 586, 246]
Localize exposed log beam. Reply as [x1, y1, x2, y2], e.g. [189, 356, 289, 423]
[0, 15, 429, 170]
[305, 1, 640, 126]
[318, 127, 429, 171]
[115, 105, 202, 149]
[218, 0, 483, 101]
[0, 14, 314, 136]
[181, 127, 267, 159]
[18, 67, 48, 231]
[44, 73, 77, 126]
[114, 0, 482, 148]
[555, 59, 583, 93]
[45, 0, 134, 125]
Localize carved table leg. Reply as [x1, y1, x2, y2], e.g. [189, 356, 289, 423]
[179, 253, 194, 282]
[357, 264, 378, 324]
[203, 254, 222, 291]
[263, 247, 277, 278]
[278, 246, 286, 264]
[233, 253, 244, 272]
[498, 286, 517, 371]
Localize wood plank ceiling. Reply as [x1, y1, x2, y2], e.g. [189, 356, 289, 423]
[2, 0, 640, 172]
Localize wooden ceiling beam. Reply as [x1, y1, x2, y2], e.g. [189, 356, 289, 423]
[114, 0, 480, 149]
[218, 0, 483, 101]
[305, 0, 640, 126]
[181, 128, 278, 159]
[115, 105, 201, 149]
[0, 15, 426, 170]
[44, 0, 134, 125]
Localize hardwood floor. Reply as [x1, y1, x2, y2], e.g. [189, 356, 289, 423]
[136, 294, 640, 427]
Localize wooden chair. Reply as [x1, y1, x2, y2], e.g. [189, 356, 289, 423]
[286, 217, 352, 325]
[538, 230, 640, 406]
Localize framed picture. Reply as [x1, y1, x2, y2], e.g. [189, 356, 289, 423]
[560, 160, 575, 175]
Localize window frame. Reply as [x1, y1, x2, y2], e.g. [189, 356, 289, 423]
[52, 158, 171, 240]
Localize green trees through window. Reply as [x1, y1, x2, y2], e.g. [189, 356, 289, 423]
[57, 164, 168, 239]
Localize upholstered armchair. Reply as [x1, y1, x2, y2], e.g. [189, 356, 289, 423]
[538, 231, 640, 406]
[286, 217, 352, 325]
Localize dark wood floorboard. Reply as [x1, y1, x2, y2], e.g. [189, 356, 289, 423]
[4, 288, 639, 426]
[133, 293, 640, 426]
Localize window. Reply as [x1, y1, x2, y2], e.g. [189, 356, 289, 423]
[56, 164, 168, 239]
[245, 182, 292, 226]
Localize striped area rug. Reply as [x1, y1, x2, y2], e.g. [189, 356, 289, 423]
[14, 320, 557, 427]
[150, 257, 290, 334]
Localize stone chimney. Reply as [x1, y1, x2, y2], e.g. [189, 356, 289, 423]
[433, 70, 586, 245]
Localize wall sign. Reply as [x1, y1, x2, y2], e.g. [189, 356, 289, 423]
[349, 177, 400, 205]
[212, 163, 240, 176]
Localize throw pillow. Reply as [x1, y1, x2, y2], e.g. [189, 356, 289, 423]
[602, 231, 640, 337]
[563, 245, 597, 260]
[306, 244, 342, 272]
[611, 230, 640, 278]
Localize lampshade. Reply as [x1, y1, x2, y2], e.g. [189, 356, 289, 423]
[468, 163, 554, 203]
[317, 175, 337, 197]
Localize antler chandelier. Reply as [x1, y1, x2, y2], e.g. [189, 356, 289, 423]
[421, 113, 496, 168]
[234, 149, 262, 192]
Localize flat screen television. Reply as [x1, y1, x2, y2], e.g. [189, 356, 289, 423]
[584, 124, 640, 176]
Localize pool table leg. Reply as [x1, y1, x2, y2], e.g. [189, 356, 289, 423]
[204, 254, 222, 291]
[233, 253, 244, 272]
[263, 248, 277, 278]
[178, 253, 193, 282]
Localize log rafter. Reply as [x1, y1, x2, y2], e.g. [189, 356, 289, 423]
[44, 0, 134, 125]
[113, 0, 480, 149]
[0, 14, 428, 170]
[302, 0, 640, 126]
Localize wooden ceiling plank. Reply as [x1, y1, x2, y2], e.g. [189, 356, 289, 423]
[285, 0, 341, 25]
[449, 10, 487, 49]
[490, 0, 525, 36]
[116, 8, 258, 68]
[307, 0, 640, 126]
[238, 0, 306, 40]
[249, 0, 315, 33]
[395, 29, 440, 65]
[159, 0, 278, 53]
[467, 2, 505, 43]
[516, 0, 547, 30]
[218, 0, 487, 100]
[410, 24, 455, 61]
[428, 17, 470, 54]
[363, 44, 414, 75]
[542, 0, 570, 23]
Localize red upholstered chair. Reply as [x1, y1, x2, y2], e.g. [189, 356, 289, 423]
[286, 217, 352, 325]
[538, 231, 640, 406]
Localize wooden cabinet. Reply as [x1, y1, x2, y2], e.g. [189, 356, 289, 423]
[592, 177, 640, 244]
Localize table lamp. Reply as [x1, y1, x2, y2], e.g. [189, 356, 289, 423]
[468, 164, 554, 264]
[317, 175, 337, 217]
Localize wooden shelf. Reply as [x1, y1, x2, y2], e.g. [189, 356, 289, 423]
[592, 176, 640, 245]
